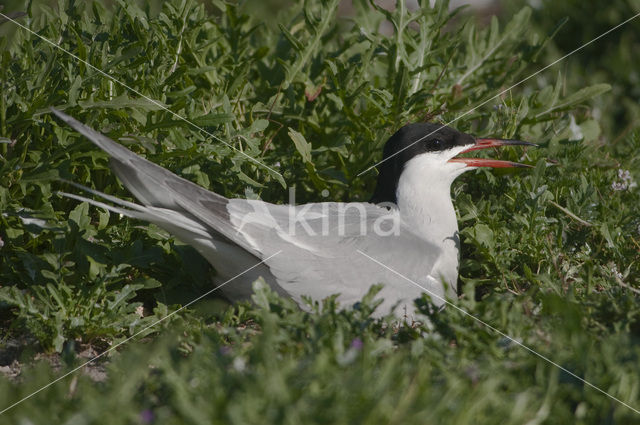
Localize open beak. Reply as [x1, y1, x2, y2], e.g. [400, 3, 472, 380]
[448, 138, 537, 168]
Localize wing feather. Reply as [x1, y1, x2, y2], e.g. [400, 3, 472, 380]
[228, 200, 447, 314]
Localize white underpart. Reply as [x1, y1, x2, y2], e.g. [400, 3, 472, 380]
[395, 146, 471, 299]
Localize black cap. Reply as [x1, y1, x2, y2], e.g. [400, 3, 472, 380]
[370, 123, 473, 204]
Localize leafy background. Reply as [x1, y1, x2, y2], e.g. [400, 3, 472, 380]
[0, 0, 639, 423]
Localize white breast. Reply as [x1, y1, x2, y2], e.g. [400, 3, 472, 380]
[395, 151, 469, 298]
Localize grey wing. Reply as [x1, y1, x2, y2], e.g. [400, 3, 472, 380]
[227, 200, 448, 315]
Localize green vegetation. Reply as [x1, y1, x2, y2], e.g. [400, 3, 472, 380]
[0, 0, 639, 423]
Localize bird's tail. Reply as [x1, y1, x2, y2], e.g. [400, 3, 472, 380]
[49, 108, 241, 244]
[57, 180, 212, 242]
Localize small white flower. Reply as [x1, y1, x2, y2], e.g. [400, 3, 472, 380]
[618, 169, 631, 181]
[610, 264, 623, 280]
[612, 181, 627, 191]
[568, 115, 583, 141]
[612, 169, 636, 191]
[135, 305, 144, 318]
[232, 357, 246, 372]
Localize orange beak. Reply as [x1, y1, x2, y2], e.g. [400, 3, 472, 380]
[448, 138, 536, 168]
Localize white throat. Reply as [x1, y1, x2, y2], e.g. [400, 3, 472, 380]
[395, 149, 470, 250]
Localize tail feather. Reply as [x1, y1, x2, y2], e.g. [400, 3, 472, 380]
[50, 108, 239, 243]
[60, 178, 147, 211]
[57, 188, 212, 241]
[50, 108, 226, 207]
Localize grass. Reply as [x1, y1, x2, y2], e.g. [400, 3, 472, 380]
[1, 0, 639, 423]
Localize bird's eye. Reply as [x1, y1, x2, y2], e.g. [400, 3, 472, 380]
[431, 139, 444, 149]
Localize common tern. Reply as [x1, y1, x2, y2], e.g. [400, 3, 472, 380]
[51, 109, 534, 318]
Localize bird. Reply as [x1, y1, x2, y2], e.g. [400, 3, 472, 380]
[50, 108, 534, 319]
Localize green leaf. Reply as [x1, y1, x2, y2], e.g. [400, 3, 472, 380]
[78, 93, 166, 111]
[192, 112, 236, 127]
[535, 83, 611, 117]
[278, 23, 304, 51]
[288, 127, 312, 163]
[69, 202, 91, 231]
[237, 170, 266, 188]
[469, 223, 495, 250]
[560, 83, 611, 108]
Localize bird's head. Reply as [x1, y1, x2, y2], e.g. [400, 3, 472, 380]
[370, 123, 535, 204]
